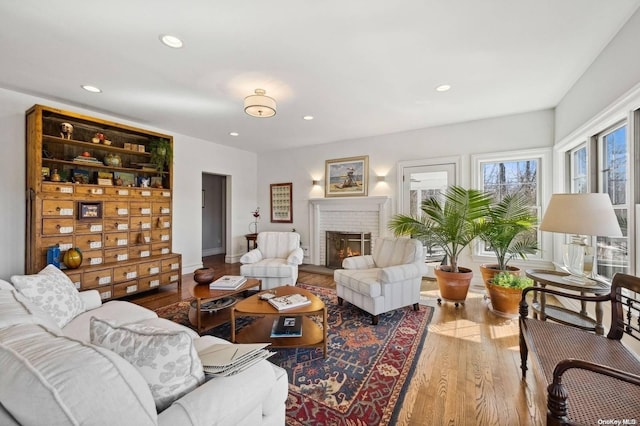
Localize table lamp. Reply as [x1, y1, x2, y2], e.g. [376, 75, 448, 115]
[539, 193, 622, 283]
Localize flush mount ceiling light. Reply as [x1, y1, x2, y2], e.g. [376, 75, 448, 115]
[160, 34, 183, 48]
[244, 89, 276, 118]
[81, 85, 102, 93]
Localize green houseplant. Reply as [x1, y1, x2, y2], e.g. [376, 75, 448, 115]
[389, 185, 492, 305]
[478, 192, 539, 286]
[149, 138, 173, 172]
[486, 271, 534, 317]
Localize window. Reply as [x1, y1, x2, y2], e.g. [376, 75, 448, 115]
[472, 149, 551, 260]
[567, 123, 629, 280]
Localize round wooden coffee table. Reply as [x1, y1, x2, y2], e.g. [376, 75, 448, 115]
[230, 285, 327, 358]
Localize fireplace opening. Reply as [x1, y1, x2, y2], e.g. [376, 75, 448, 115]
[326, 231, 372, 269]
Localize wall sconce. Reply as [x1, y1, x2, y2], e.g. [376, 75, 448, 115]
[312, 179, 321, 186]
[376, 176, 386, 182]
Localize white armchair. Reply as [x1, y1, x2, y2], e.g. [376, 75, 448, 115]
[240, 232, 304, 290]
[334, 237, 427, 324]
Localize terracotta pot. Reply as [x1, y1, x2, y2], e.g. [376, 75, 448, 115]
[486, 282, 523, 317]
[434, 266, 473, 302]
[479, 264, 521, 289]
[193, 267, 215, 285]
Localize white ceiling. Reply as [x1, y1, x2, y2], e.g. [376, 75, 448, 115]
[1, 1, 639, 153]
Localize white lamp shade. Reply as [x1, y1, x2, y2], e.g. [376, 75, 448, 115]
[540, 193, 622, 237]
[244, 89, 276, 118]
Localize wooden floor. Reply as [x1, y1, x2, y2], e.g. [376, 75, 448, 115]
[130, 255, 545, 425]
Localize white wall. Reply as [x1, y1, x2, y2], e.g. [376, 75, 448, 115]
[555, 8, 640, 142]
[257, 109, 555, 275]
[0, 88, 257, 278]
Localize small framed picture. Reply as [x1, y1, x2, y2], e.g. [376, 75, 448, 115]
[270, 182, 293, 223]
[78, 201, 102, 220]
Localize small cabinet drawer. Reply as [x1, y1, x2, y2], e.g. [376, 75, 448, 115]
[129, 245, 151, 260]
[132, 189, 153, 198]
[104, 187, 131, 197]
[64, 271, 83, 290]
[161, 272, 181, 286]
[130, 217, 152, 231]
[152, 243, 171, 256]
[151, 229, 171, 243]
[103, 219, 129, 232]
[40, 235, 73, 252]
[162, 256, 181, 273]
[42, 218, 74, 236]
[42, 200, 74, 217]
[113, 280, 139, 298]
[138, 260, 161, 277]
[114, 264, 138, 282]
[130, 202, 152, 216]
[74, 221, 103, 234]
[75, 185, 106, 197]
[96, 286, 113, 301]
[82, 249, 104, 267]
[75, 235, 103, 252]
[83, 268, 113, 289]
[154, 217, 171, 230]
[104, 232, 129, 248]
[41, 182, 74, 195]
[103, 201, 130, 218]
[104, 247, 129, 263]
[152, 202, 171, 215]
[139, 275, 161, 290]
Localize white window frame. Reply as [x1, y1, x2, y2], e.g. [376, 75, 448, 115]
[471, 148, 553, 264]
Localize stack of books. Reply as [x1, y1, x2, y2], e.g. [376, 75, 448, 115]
[209, 275, 247, 290]
[198, 343, 273, 377]
[268, 293, 311, 311]
[270, 316, 302, 338]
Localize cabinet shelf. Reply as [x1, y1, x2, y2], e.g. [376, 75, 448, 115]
[43, 135, 152, 158]
[42, 158, 167, 175]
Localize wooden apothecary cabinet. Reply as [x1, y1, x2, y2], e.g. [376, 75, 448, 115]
[25, 105, 181, 300]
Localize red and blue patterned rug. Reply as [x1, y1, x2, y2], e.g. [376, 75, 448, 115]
[155, 283, 433, 425]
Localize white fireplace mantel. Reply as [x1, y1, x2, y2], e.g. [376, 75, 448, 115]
[308, 196, 390, 265]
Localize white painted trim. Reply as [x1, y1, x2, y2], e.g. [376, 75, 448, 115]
[308, 196, 390, 265]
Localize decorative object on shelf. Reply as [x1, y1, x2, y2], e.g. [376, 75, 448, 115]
[325, 155, 369, 197]
[539, 193, 622, 283]
[113, 171, 135, 187]
[78, 201, 102, 220]
[72, 169, 90, 184]
[150, 176, 163, 189]
[150, 138, 173, 172]
[62, 247, 83, 269]
[193, 267, 215, 285]
[270, 182, 293, 223]
[91, 132, 104, 144]
[244, 88, 276, 118]
[103, 139, 112, 146]
[60, 122, 73, 139]
[249, 207, 260, 234]
[103, 153, 122, 167]
[138, 176, 150, 188]
[50, 168, 61, 182]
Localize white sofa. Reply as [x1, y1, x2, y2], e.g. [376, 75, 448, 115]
[240, 232, 304, 289]
[0, 275, 288, 426]
[334, 237, 427, 324]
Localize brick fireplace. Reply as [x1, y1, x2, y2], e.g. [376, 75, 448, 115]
[308, 196, 390, 265]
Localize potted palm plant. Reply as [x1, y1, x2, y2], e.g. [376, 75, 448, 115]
[486, 271, 533, 317]
[389, 185, 492, 306]
[478, 192, 539, 287]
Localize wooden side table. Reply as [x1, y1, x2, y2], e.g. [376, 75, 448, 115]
[525, 269, 609, 335]
[245, 233, 258, 251]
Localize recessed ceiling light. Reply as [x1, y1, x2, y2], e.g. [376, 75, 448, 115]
[81, 85, 102, 93]
[435, 84, 451, 92]
[229, 132, 239, 137]
[160, 34, 183, 49]
[303, 115, 314, 121]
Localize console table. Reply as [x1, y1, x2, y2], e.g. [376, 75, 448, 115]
[525, 269, 610, 335]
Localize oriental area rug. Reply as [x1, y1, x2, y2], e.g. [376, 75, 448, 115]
[155, 283, 433, 425]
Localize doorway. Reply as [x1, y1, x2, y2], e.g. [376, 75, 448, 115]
[201, 173, 226, 256]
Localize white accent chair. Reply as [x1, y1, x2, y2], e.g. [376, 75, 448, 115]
[334, 237, 427, 325]
[240, 232, 304, 290]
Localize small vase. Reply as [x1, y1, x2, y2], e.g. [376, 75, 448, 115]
[193, 268, 215, 285]
[249, 221, 258, 234]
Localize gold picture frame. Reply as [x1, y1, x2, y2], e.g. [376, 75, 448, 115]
[270, 182, 293, 223]
[325, 155, 369, 197]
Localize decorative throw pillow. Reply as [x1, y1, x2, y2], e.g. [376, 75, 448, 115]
[10, 265, 84, 328]
[90, 317, 205, 412]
